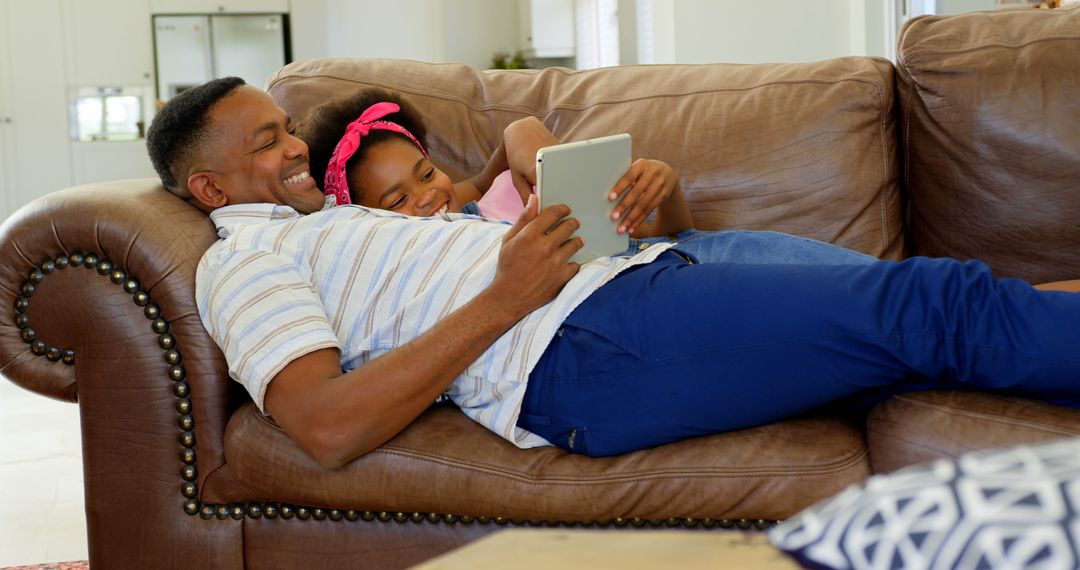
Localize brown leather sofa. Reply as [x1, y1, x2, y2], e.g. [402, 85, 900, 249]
[2, 6, 1079, 569]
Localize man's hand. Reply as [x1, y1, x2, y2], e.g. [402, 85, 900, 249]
[488, 195, 582, 318]
[608, 159, 683, 236]
[504, 117, 560, 198]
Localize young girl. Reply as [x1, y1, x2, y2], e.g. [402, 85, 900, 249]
[298, 88, 877, 265]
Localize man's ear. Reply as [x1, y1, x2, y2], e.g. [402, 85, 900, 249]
[187, 172, 228, 211]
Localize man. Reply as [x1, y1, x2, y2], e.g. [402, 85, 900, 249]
[147, 77, 1080, 468]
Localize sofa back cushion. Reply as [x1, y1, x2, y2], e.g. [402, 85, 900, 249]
[897, 6, 1080, 282]
[267, 57, 902, 258]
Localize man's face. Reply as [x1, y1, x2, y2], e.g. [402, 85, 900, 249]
[197, 86, 325, 214]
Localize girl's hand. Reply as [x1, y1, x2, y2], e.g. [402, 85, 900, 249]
[609, 159, 680, 235]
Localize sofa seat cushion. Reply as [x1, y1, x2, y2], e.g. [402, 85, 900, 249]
[868, 390, 1080, 474]
[222, 402, 870, 521]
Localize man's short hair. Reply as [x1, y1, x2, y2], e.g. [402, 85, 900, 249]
[146, 77, 247, 196]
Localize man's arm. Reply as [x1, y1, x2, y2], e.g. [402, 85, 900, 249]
[264, 198, 582, 469]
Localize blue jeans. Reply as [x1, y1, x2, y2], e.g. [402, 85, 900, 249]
[624, 229, 877, 265]
[518, 251, 1080, 456]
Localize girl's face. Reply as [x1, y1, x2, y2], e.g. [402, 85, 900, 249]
[347, 138, 461, 216]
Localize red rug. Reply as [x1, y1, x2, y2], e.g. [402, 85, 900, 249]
[1, 562, 88, 570]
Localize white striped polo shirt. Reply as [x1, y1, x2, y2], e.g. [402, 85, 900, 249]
[196, 203, 672, 448]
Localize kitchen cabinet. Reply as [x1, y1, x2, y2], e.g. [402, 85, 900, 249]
[0, 0, 12, 219]
[154, 13, 288, 100]
[62, 0, 154, 86]
[518, 0, 575, 58]
[150, 0, 289, 14]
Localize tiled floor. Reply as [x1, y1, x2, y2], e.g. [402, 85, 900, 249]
[0, 377, 88, 566]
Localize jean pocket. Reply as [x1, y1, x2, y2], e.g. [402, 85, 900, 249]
[549, 324, 644, 380]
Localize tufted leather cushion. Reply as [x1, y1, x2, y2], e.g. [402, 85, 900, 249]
[267, 57, 903, 259]
[897, 5, 1080, 283]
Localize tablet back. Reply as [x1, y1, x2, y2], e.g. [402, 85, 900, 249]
[536, 133, 631, 263]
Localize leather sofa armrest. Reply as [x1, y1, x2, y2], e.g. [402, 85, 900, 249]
[0, 179, 244, 567]
[0, 179, 218, 399]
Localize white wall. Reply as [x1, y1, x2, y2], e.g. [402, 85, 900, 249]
[0, 2, 12, 218]
[323, 0, 442, 61]
[1, 0, 74, 219]
[863, 0, 889, 58]
[938, 0, 997, 14]
[648, 0, 859, 64]
[5, 0, 944, 223]
[443, 0, 521, 67]
[288, 0, 329, 63]
[320, 0, 518, 68]
[617, 0, 638, 64]
[0, 0, 534, 223]
[63, 0, 158, 186]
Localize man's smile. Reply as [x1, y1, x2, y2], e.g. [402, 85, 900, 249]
[283, 170, 312, 186]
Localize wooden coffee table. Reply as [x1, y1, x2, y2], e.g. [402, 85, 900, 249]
[411, 528, 799, 569]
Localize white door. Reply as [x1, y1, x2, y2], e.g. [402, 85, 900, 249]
[0, 0, 13, 221]
[62, 0, 154, 87]
[1, 0, 72, 218]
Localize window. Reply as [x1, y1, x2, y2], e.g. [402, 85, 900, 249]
[636, 0, 654, 64]
[884, 0, 940, 60]
[70, 87, 145, 142]
[575, 0, 620, 69]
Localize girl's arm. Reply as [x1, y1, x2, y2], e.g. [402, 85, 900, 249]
[453, 139, 509, 204]
[610, 159, 695, 238]
[453, 117, 560, 206]
[502, 117, 560, 202]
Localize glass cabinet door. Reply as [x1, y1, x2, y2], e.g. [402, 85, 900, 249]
[153, 13, 289, 103]
[154, 15, 213, 100]
[211, 14, 287, 88]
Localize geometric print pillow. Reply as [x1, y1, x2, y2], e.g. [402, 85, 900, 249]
[768, 437, 1080, 569]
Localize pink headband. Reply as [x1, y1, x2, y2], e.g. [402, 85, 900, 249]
[323, 101, 428, 206]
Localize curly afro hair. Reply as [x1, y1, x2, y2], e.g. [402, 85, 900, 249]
[297, 87, 428, 204]
[146, 76, 247, 195]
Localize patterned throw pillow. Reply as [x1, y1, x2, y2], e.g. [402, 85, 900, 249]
[768, 437, 1080, 569]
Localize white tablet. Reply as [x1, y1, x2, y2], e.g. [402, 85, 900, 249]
[536, 133, 631, 263]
